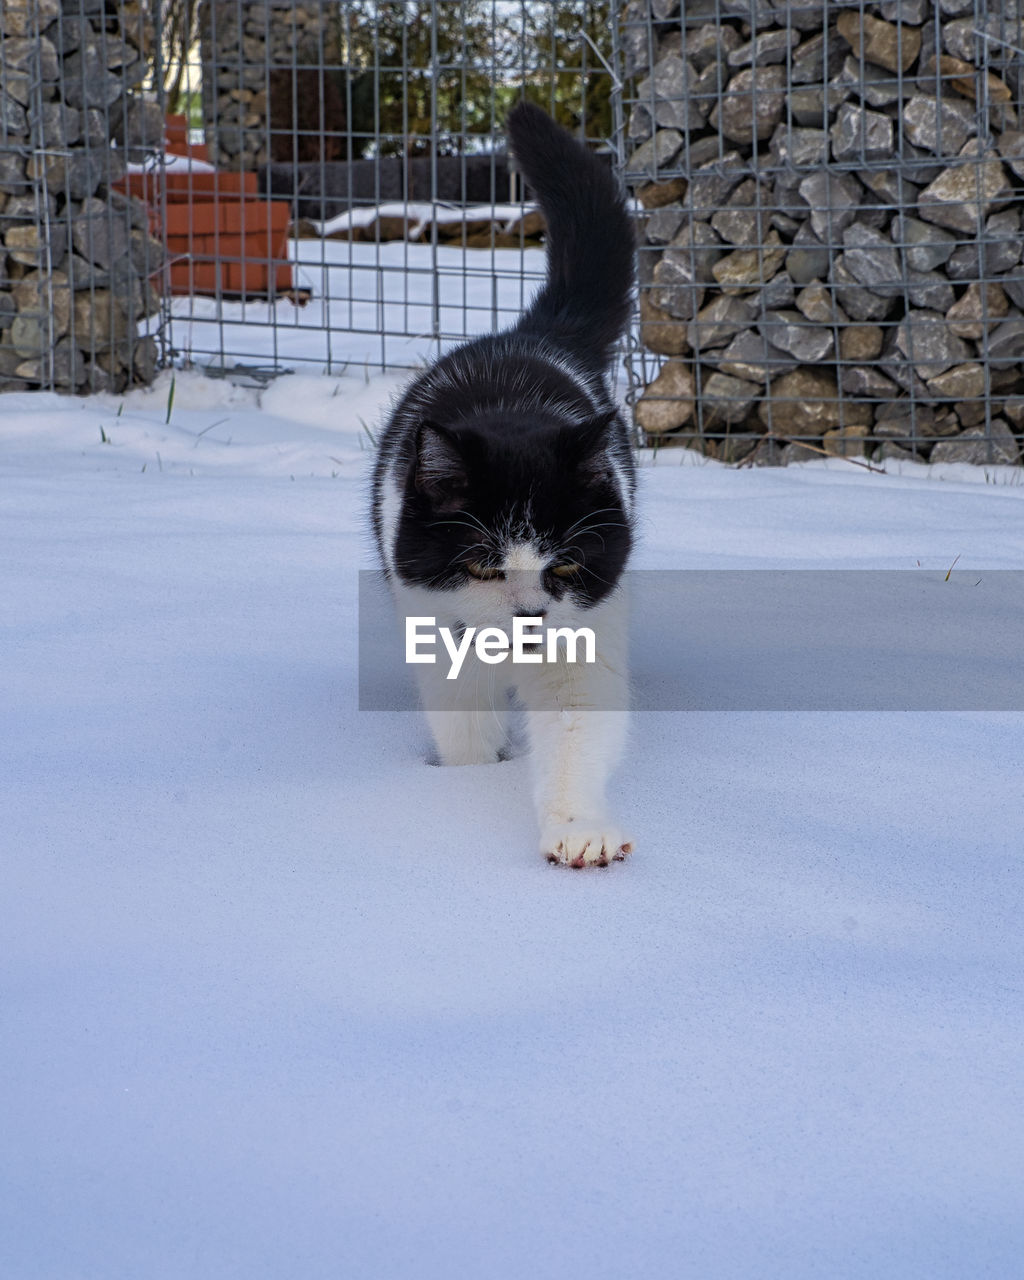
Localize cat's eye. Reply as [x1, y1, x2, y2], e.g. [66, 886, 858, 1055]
[551, 562, 582, 578]
[467, 561, 506, 581]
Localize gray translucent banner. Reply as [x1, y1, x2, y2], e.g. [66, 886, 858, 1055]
[358, 569, 1024, 711]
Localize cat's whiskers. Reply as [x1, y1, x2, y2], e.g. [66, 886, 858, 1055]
[556, 520, 627, 558]
[580, 567, 618, 591]
[427, 511, 495, 541]
[559, 506, 622, 539]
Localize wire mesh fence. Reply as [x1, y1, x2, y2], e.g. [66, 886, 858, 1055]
[4, 0, 1024, 466]
[1, 1, 615, 390]
[0, 0, 166, 394]
[621, 0, 1024, 465]
[149, 0, 617, 377]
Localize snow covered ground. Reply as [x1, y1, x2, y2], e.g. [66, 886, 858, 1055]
[167, 238, 548, 372]
[3, 366, 1024, 1279]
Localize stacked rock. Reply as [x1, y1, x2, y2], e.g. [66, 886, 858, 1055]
[624, 0, 1024, 465]
[0, 0, 164, 395]
[200, 2, 330, 171]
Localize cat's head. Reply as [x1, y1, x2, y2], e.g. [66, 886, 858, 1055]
[392, 409, 632, 622]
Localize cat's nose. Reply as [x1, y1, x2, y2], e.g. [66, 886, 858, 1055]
[513, 608, 547, 619]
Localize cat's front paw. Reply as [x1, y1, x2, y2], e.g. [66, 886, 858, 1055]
[541, 820, 633, 868]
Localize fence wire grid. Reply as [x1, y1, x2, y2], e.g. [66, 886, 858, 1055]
[621, 0, 1024, 465]
[178, 0, 617, 374]
[4, 0, 1024, 466]
[0, 0, 165, 394]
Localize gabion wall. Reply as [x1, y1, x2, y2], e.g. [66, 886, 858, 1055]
[200, 1, 331, 171]
[622, 0, 1024, 465]
[0, 0, 164, 395]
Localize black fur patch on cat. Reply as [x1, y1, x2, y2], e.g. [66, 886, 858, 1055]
[372, 101, 636, 609]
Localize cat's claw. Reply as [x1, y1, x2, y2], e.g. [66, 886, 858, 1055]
[541, 822, 633, 868]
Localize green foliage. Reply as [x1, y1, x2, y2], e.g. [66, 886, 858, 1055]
[339, 0, 614, 156]
[160, 0, 202, 117]
[519, 1, 615, 143]
[341, 0, 501, 156]
[156, 2, 615, 160]
[179, 90, 204, 133]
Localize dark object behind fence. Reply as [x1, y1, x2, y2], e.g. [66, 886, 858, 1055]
[258, 154, 514, 222]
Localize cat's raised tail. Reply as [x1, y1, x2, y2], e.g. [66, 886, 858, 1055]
[505, 100, 634, 375]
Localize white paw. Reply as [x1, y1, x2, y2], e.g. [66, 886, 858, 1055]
[540, 820, 633, 868]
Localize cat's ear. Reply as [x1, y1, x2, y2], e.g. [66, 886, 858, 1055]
[577, 408, 620, 451]
[414, 421, 468, 510]
[563, 409, 619, 485]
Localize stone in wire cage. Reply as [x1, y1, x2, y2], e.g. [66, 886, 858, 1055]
[620, 0, 1024, 466]
[0, 0, 166, 395]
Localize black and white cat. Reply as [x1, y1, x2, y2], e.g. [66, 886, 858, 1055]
[371, 101, 636, 867]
